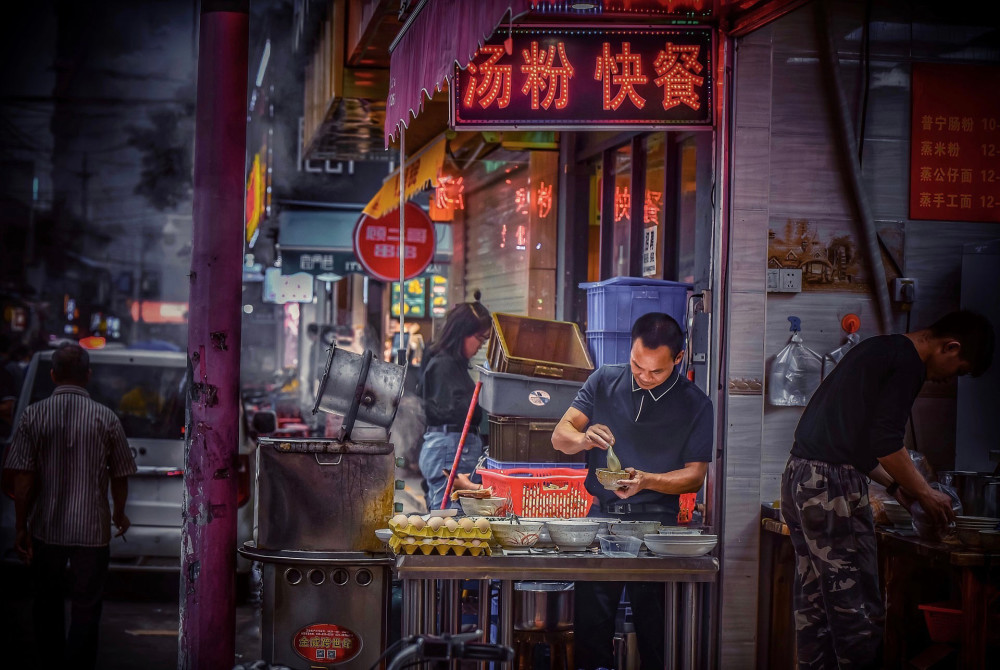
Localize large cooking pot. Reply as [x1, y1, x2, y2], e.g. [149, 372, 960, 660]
[312, 346, 406, 431]
[514, 582, 574, 632]
[938, 471, 1000, 517]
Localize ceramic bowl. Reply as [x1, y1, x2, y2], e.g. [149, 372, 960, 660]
[459, 496, 509, 517]
[545, 520, 600, 550]
[374, 528, 393, 543]
[609, 520, 661, 540]
[643, 534, 718, 557]
[489, 520, 544, 548]
[980, 530, 1000, 552]
[587, 517, 621, 536]
[595, 468, 630, 490]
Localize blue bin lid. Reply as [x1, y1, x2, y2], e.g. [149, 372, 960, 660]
[579, 277, 692, 290]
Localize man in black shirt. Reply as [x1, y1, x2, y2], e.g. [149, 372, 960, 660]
[781, 310, 994, 669]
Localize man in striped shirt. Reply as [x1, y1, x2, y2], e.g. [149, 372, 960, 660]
[3, 343, 137, 669]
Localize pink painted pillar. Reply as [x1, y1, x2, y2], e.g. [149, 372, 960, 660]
[179, 1, 248, 668]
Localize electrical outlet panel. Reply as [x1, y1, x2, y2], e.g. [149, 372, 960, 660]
[780, 268, 802, 292]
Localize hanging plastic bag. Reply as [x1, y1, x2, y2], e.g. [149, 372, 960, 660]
[767, 316, 823, 406]
[823, 314, 862, 378]
[911, 482, 963, 542]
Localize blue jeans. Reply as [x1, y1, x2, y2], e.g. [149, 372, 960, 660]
[418, 431, 485, 510]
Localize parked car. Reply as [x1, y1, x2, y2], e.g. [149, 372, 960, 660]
[0, 348, 257, 572]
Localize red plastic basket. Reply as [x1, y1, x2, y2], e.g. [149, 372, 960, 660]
[918, 603, 962, 643]
[478, 467, 594, 518]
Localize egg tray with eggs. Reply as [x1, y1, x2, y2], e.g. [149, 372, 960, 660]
[388, 535, 492, 556]
[388, 513, 493, 540]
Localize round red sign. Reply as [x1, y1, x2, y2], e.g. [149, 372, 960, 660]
[293, 622, 362, 665]
[353, 203, 435, 282]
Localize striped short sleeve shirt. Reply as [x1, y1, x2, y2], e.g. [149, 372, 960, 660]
[5, 385, 136, 546]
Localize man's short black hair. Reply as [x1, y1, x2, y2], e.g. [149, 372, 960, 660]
[927, 310, 995, 377]
[307, 323, 320, 336]
[52, 343, 90, 385]
[631, 312, 685, 357]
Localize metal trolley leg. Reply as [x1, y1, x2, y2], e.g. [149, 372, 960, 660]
[664, 582, 678, 670]
[681, 583, 698, 670]
[403, 579, 423, 637]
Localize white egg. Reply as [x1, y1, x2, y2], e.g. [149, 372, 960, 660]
[471, 539, 482, 547]
[392, 514, 409, 527]
[459, 518, 474, 532]
[408, 515, 425, 529]
[475, 517, 491, 532]
[428, 517, 444, 531]
[404, 536, 416, 544]
[421, 537, 434, 545]
[444, 518, 459, 531]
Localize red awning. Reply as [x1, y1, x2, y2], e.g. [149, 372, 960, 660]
[384, 0, 532, 146]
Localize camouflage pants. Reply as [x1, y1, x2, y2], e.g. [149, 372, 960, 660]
[780, 456, 883, 670]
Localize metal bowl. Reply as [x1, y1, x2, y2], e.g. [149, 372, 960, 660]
[513, 582, 574, 631]
[545, 520, 600, 550]
[489, 520, 544, 548]
[596, 468, 629, 490]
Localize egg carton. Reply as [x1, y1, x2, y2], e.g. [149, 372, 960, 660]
[389, 535, 492, 556]
[388, 517, 492, 540]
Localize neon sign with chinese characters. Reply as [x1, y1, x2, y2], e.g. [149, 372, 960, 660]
[453, 26, 712, 130]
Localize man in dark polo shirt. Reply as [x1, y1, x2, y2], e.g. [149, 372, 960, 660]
[552, 312, 713, 670]
[781, 310, 993, 670]
[3, 343, 136, 670]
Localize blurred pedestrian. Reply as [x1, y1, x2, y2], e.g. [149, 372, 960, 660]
[418, 300, 492, 510]
[1, 343, 136, 670]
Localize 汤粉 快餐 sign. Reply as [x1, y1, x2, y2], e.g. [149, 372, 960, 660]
[452, 26, 713, 130]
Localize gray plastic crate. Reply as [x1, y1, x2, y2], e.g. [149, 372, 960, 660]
[476, 365, 586, 419]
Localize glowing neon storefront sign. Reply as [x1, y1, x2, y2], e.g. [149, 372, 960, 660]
[452, 26, 712, 130]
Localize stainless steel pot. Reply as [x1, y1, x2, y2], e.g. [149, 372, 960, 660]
[313, 346, 406, 431]
[513, 582, 574, 631]
[938, 471, 1000, 517]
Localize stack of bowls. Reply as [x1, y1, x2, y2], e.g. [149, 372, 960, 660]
[658, 527, 703, 536]
[643, 533, 718, 557]
[955, 516, 999, 548]
[608, 520, 661, 545]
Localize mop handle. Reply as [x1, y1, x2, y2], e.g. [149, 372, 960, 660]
[440, 381, 483, 509]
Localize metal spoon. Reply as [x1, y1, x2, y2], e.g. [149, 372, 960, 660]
[606, 440, 622, 472]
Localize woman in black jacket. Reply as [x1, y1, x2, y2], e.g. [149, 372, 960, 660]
[418, 300, 492, 510]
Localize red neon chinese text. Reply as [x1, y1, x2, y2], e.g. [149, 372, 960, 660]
[520, 41, 574, 110]
[536, 181, 553, 218]
[643, 190, 662, 224]
[653, 43, 704, 111]
[614, 185, 631, 222]
[434, 174, 465, 211]
[515, 187, 530, 215]
[464, 45, 512, 109]
[594, 42, 647, 111]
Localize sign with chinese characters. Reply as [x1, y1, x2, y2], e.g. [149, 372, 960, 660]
[293, 623, 362, 665]
[391, 278, 426, 317]
[642, 226, 657, 277]
[910, 63, 1000, 223]
[353, 202, 436, 282]
[262, 268, 314, 304]
[452, 26, 712, 130]
[281, 250, 364, 277]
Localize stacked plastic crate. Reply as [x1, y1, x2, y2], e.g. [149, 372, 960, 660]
[476, 313, 595, 517]
[579, 277, 692, 367]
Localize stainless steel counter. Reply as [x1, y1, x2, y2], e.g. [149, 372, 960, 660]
[395, 551, 719, 670]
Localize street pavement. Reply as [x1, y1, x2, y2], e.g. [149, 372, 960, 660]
[1, 565, 262, 669]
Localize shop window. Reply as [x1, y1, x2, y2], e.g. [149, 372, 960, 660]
[642, 134, 666, 278]
[611, 143, 633, 278]
[676, 136, 698, 284]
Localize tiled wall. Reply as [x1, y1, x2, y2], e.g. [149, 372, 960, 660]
[720, 0, 1000, 665]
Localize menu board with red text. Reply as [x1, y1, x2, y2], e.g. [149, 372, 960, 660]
[910, 63, 1000, 223]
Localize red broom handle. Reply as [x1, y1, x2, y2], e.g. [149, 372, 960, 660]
[440, 381, 483, 509]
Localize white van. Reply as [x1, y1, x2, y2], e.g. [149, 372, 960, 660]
[1, 348, 255, 571]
